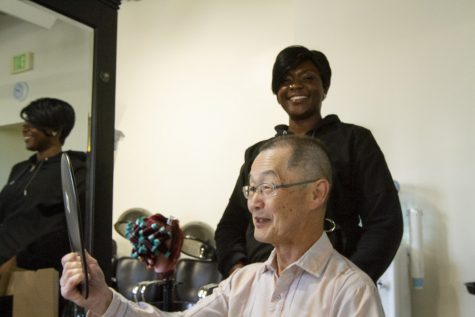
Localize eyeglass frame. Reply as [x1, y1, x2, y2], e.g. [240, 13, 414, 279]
[242, 179, 319, 200]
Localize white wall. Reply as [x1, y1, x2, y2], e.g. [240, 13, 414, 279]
[115, 0, 475, 315]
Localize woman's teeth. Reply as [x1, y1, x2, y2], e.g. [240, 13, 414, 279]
[290, 96, 307, 102]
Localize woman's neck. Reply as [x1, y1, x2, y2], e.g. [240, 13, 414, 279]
[36, 145, 62, 161]
[288, 114, 322, 136]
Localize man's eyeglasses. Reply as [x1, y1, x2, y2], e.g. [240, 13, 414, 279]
[242, 179, 318, 200]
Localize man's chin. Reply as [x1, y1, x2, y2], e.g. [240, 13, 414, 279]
[254, 232, 271, 244]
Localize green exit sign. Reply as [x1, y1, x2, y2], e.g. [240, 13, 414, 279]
[12, 52, 34, 74]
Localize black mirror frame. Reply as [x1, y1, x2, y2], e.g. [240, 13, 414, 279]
[32, 0, 121, 282]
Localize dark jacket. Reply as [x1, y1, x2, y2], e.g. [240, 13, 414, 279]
[215, 115, 403, 282]
[0, 150, 86, 271]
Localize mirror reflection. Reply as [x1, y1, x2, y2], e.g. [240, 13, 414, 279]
[0, 1, 93, 184]
[0, 1, 94, 314]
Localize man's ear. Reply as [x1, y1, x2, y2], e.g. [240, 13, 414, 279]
[310, 179, 330, 210]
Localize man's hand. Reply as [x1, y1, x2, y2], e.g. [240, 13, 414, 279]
[60, 252, 112, 316]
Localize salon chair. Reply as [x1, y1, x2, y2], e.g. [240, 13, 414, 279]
[113, 257, 221, 311]
[175, 221, 222, 302]
[112, 219, 222, 311]
[130, 221, 223, 309]
[113, 256, 162, 302]
[174, 258, 222, 303]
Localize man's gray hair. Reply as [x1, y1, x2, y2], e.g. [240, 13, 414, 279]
[259, 135, 333, 183]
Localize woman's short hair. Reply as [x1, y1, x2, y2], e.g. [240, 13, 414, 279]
[271, 45, 332, 95]
[20, 97, 75, 145]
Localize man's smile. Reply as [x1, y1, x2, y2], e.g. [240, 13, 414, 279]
[254, 216, 271, 228]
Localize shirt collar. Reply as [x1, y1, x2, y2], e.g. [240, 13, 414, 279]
[260, 233, 334, 278]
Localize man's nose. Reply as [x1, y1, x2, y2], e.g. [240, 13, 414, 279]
[247, 193, 264, 213]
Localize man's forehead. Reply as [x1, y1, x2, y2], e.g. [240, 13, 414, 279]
[250, 148, 289, 178]
[249, 169, 279, 182]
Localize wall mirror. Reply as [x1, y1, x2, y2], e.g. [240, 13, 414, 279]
[0, 0, 120, 280]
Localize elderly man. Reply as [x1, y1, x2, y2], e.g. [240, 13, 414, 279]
[61, 135, 384, 316]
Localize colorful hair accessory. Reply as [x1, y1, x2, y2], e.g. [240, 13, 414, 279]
[125, 213, 183, 275]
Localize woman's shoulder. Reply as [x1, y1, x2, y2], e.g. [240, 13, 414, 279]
[64, 150, 87, 166]
[324, 115, 371, 134]
[322, 115, 378, 148]
[10, 156, 33, 172]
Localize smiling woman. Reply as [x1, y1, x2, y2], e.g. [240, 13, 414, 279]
[0, 98, 87, 272]
[20, 98, 75, 156]
[0, 98, 88, 315]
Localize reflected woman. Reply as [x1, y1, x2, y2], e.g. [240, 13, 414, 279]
[0, 97, 86, 272]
